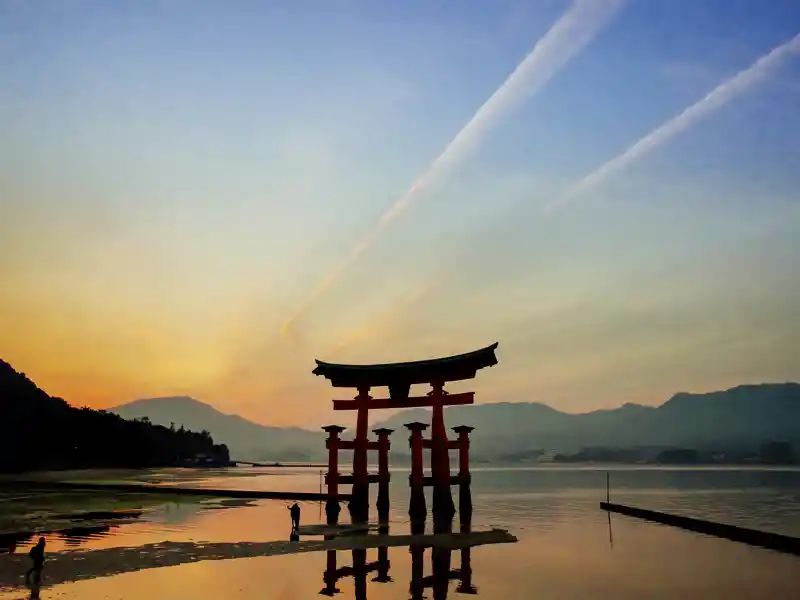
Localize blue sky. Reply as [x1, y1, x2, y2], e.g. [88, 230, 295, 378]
[1, 0, 798, 426]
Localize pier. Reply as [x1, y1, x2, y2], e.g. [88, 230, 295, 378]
[601, 502, 800, 556]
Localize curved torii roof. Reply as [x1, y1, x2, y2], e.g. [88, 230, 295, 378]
[312, 342, 499, 388]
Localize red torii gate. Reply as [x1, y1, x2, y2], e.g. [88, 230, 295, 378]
[314, 343, 498, 523]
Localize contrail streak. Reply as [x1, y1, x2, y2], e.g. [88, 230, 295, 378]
[281, 0, 625, 337]
[542, 31, 800, 215]
[392, 32, 800, 317]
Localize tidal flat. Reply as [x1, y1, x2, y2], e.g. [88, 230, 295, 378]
[0, 466, 798, 600]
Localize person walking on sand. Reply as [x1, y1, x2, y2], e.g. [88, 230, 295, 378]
[288, 502, 301, 532]
[25, 537, 46, 587]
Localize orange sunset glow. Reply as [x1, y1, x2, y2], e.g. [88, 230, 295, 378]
[2, 0, 798, 429]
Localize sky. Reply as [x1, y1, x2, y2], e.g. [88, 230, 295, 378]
[1, 0, 799, 428]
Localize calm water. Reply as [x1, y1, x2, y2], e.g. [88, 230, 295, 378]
[1, 466, 799, 599]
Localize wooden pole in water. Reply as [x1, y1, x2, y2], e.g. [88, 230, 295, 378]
[350, 386, 372, 521]
[452, 425, 474, 524]
[429, 381, 456, 521]
[606, 471, 610, 503]
[322, 425, 346, 525]
[406, 422, 429, 523]
[373, 427, 393, 524]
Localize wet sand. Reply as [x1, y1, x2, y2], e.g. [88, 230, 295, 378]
[0, 488, 254, 538]
[0, 528, 515, 588]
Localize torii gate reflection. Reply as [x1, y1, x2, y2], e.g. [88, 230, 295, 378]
[319, 520, 479, 600]
[319, 525, 392, 598]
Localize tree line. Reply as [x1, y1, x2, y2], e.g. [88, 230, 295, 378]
[0, 359, 229, 473]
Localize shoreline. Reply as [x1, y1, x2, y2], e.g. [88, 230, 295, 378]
[0, 480, 341, 502]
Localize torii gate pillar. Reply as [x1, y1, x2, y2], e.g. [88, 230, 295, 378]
[322, 425, 346, 525]
[406, 422, 429, 523]
[373, 427, 393, 523]
[430, 381, 456, 521]
[453, 425, 474, 523]
[350, 385, 372, 522]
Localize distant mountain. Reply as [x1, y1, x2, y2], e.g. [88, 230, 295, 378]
[109, 397, 323, 462]
[110, 383, 800, 463]
[374, 383, 800, 457]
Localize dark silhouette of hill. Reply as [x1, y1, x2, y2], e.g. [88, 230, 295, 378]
[0, 360, 229, 473]
[109, 397, 322, 462]
[374, 383, 800, 456]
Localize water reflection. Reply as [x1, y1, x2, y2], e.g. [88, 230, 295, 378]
[382, 467, 800, 536]
[0, 532, 34, 554]
[320, 526, 393, 597]
[58, 525, 113, 547]
[0, 521, 516, 593]
[320, 517, 489, 600]
[3, 467, 799, 599]
[0, 517, 130, 553]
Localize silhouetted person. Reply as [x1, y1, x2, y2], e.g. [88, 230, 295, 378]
[25, 537, 45, 587]
[288, 502, 300, 531]
[289, 529, 299, 543]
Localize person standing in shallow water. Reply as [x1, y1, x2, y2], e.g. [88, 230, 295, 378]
[25, 537, 45, 586]
[288, 502, 301, 532]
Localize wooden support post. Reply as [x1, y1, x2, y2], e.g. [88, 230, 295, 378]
[431, 515, 453, 600]
[432, 546, 453, 600]
[375, 521, 392, 584]
[352, 548, 368, 600]
[322, 425, 345, 525]
[452, 425, 474, 524]
[350, 386, 372, 522]
[429, 382, 455, 522]
[456, 544, 477, 594]
[320, 524, 339, 596]
[406, 422, 428, 523]
[456, 507, 477, 594]
[409, 541, 425, 600]
[320, 549, 339, 596]
[373, 544, 392, 583]
[373, 427, 393, 524]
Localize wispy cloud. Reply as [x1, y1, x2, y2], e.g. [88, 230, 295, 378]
[280, 0, 626, 337]
[543, 31, 800, 215]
